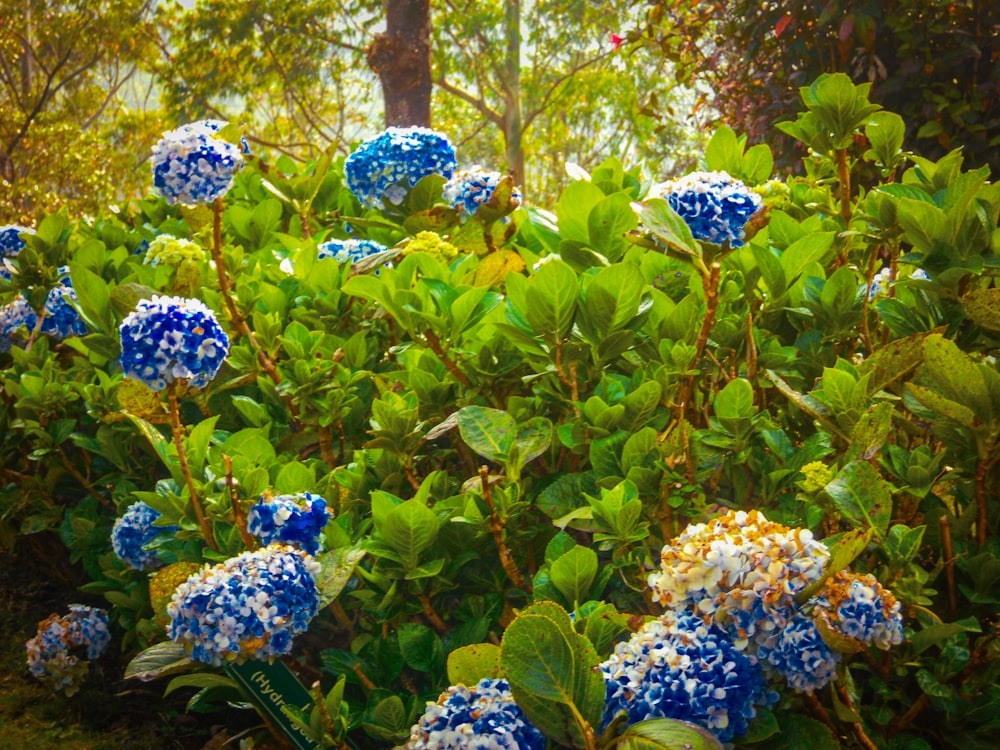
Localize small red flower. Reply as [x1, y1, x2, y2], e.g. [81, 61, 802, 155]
[610, 33, 625, 51]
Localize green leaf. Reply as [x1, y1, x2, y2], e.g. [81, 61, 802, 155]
[849, 401, 894, 460]
[69, 263, 113, 333]
[275, 460, 316, 494]
[714, 378, 755, 421]
[962, 288, 1000, 332]
[742, 143, 774, 184]
[905, 384, 976, 429]
[769, 714, 841, 750]
[617, 718, 723, 750]
[578, 262, 646, 341]
[739, 707, 780, 744]
[447, 643, 503, 685]
[185, 416, 219, 475]
[588, 192, 638, 261]
[514, 417, 553, 465]
[525, 259, 579, 341]
[705, 126, 742, 176]
[124, 642, 194, 682]
[796, 527, 873, 604]
[865, 111, 905, 168]
[558, 180, 607, 243]
[910, 617, 980, 656]
[316, 548, 365, 607]
[779, 232, 836, 287]
[457, 406, 517, 462]
[824, 461, 891, 536]
[397, 623, 445, 673]
[922, 334, 993, 422]
[165, 673, 239, 697]
[549, 546, 598, 607]
[632, 199, 700, 259]
[380, 498, 440, 569]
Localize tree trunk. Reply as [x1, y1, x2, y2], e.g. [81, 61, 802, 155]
[368, 0, 432, 128]
[502, 0, 524, 186]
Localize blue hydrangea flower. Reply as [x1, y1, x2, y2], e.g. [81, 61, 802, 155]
[868, 266, 892, 300]
[812, 572, 904, 650]
[0, 224, 33, 258]
[119, 295, 229, 391]
[601, 613, 769, 742]
[317, 238, 389, 266]
[167, 544, 321, 666]
[649, 510, 830, 652]
[443, 168, 522, 217]
[111, 501, 179, 571]
[757, 612, 841, 692]
[345, 127, 456, 208]
[25, 604, 110, 696]
[151, 121, 244, 206]
[0, 295, 38, 352]
[40, 283, 87, 340]
[247, 492, 331, 556]
[0, 225, 34, 281]
[653, 171, 762, 247]
[401, 678, 546, 750]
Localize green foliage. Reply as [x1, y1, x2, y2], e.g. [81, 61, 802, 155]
[3, 75, 999, 750]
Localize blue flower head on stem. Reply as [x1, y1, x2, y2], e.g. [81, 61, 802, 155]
[0, 225, 35, 281]
[756, 611, 841, 692]
[653, 171, 762, 247]
[151, 121, 244, 206]
[345, 127, 456, 208]
[0, 295, 38, 352]
[247, 492, 331, 555]
[401, 677, 546, 750]
[167, 544, 321, 666]
[443, 167, 522, 217]
[119, 295, 229, 391]
[25, 605, 110, 696]
[111, 500, 179, 571]
[601, 613, 770, 743]
[317, 238, 389, 266]
[811, 571, 904, 650]
[40, 283, 87, 340]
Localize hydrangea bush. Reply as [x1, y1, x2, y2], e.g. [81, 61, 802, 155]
[25, 605, 110, 696]
[3, 74, 998, 750]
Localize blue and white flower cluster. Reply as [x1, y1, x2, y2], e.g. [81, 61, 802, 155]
[345, 127, 456, 208]
[151, 120, 244, 206]
[443, 168, 522, 217]
[167, 544, 321, 666]
[0, 225, 34, 281]
[649, 509, 830, 650]
[25, 604, 110, 696]
[0, 295, 37, 352]
[317, 238, 389, 266]
[111, 500, 178, 570]
[649, 510, 905, 697]
[0, 224, 32, 257]
[601, 613, 770, 743]
[757, 612, 840, 693]
[813, 571, 904, 650]
[247, 492, 331, 556]
[40, 283, 87, 340]
[653, 171, 762, 247]
[401, 678, 546, 750]
[119, 295, 229, 391]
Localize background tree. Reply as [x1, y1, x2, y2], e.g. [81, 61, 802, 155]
[369, 0, 433, 127]
[0, 0, 164, 222]
[635, 0, 1000, 172]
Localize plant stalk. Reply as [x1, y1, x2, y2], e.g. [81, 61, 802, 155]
[167, 385, 217, 550]
[479, 465, 531, 592]
[224, 454, 256, 550]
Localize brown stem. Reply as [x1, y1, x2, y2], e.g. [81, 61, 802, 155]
[418, 591, 448, 634]
[352, 663, 377, 691]
[328, 599, 353, 630]
[554, 340, 581, 417]
[57, 446, 113, 510]
[835, 685, 879, 750]
[480, 465, 531, 591]
[318, 425, 337, 467]
[745, 308, 758, 381]
[940, 514, 957, 621]
[888, 693, 930, 737]
[403, 462, 421, 492]
[210, 199, 300, 424]
[423, 328, 471, 387]
[803, 691, 838, 735]
[225, 454, 256, 550]
[673, 262, 721, 429]
[167, 386, 217, 550]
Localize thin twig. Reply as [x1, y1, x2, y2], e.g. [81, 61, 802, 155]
[480, 465, 531, 591]
[423, 328, 471, 387]
[940, 514, 957, 620]
[224, 454, 256, 550]
[418, 591, 448, 634]
[57, 446, 113, 510]
[835, 685, 880, 750]
[167, 386, 217, 550]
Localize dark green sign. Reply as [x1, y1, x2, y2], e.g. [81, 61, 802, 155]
[226, 659, 320, 750]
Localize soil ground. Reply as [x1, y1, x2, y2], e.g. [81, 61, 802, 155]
[0, 536, 242, 750]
